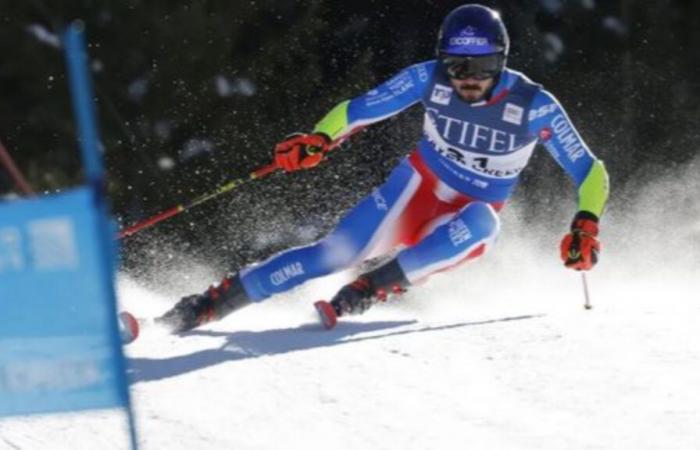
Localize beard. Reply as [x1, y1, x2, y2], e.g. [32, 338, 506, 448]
[458, 85, 485, 101]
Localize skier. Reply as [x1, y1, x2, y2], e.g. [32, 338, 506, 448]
[159, 4, 609, 332]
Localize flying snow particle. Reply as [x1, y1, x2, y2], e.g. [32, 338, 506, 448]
[128, 78, 149, 102]
[154, 120, 173, 141]
[215, 75, 257, 97]
[92, 59, 104, 73]
[537, 0, 564, 14]
[157, 156, 176, 171]
[542, 32, 565, 63]
[216, 75, 234, 97]
[602, 16, 629, 38]
[179, 138, 214, 161]
[26, 24, 61, 48]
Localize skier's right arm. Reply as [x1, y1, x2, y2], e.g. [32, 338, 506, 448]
[274, 62, 434, 172]
[312, 61, 435, 140]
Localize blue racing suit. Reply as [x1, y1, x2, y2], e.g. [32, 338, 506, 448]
[239, 60, 609, 301]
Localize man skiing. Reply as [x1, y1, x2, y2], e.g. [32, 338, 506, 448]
[159, 4, 609, 332]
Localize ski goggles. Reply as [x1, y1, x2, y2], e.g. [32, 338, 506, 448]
[440, 53, 505, 80]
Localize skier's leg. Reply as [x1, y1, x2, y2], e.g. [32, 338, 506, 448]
[240, 150, 478, 301]
[395, 201, 501, 283]
[160, 158, 423, 331]
[324, 201, 500, 318]
[239, 158, 422, 300]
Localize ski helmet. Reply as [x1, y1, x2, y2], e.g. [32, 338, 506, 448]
[436, 4, 509, 79]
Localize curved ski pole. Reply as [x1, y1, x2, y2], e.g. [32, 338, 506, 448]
[117, 131, 360, 240]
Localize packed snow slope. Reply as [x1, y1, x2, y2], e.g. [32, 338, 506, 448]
[1, 158, 699, 450]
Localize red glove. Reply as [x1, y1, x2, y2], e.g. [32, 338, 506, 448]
[274, 133, 331, 172]
[560, 212, 600, 271]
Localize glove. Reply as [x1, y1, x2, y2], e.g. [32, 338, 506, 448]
[560, 212, 600, 271]
[274, 132, 331, 172]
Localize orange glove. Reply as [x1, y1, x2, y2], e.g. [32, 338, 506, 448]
[560, 212, 600, 271]
[274, 133, 331, 172]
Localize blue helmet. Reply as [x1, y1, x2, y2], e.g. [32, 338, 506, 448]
[436, 4, 510, 57]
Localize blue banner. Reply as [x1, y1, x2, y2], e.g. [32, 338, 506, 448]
[0, 187, 128, 416]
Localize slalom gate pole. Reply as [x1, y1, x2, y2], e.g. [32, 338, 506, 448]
[64, 20, 139, 450]
[0, 139, 34, 195]
[117, 132, 358, 240]
[581, 272, 592, 310]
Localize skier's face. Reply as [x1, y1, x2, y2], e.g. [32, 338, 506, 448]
[449, 76, 496, 103]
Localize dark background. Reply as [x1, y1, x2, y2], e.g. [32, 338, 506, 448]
[1, 0, 698, 284]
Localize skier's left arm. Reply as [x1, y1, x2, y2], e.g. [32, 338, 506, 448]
[528, 90, 610, 270]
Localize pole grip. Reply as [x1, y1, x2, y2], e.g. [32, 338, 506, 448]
[252, 162, 279, 179]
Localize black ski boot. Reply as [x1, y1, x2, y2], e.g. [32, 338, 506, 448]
[315, 259, 409, 329]
[157, 273, 252, 333]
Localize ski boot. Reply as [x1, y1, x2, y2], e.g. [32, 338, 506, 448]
[157, 273, 252, 333]
[315, 259, 409, 330]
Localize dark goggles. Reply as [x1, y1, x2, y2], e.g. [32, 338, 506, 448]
[440, 53, 505, 80]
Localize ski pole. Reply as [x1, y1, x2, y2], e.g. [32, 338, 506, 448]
[581, 272, 592, 310]
[117, 131, 360, 240]
[117, 162, 278, 239]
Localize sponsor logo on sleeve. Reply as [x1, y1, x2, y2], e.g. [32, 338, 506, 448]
[550, 114, 586, 162]
[416, 64, 429, 82]
[388, 72, 415, 96]
[430, 84, 453, 106]
[502, 103, 524, 125]
[528, 103, 558, 121]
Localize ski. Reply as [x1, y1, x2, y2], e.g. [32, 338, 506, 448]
[120, 296, 347, 343]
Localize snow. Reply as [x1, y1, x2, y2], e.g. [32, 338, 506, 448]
[1, 162, 699, 449]
[2, 234, 699, 449]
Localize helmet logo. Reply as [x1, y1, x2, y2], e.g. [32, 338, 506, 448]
[449, 36, 488, 46]
[450, 26, 488, 46]
[437, 5, 510, 57]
